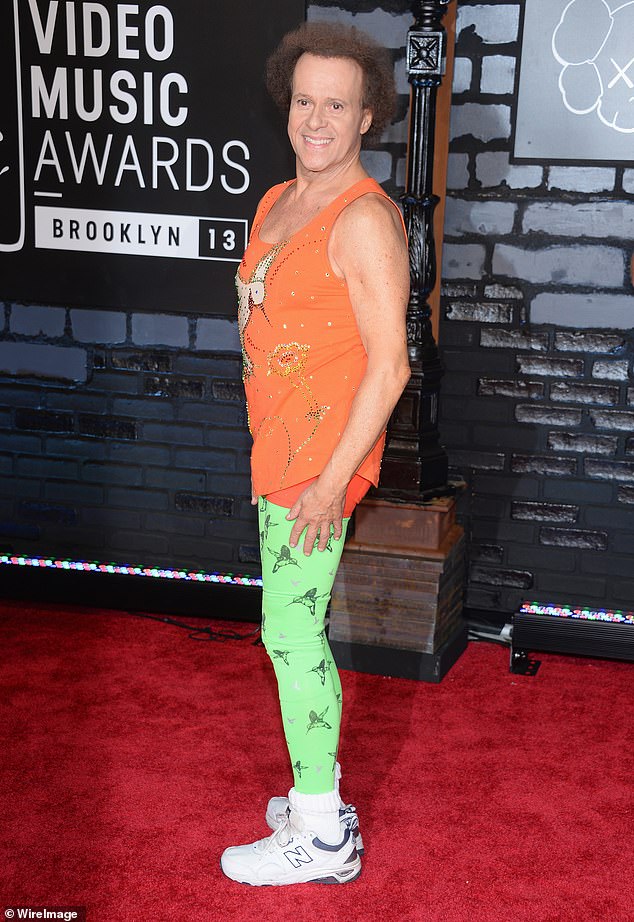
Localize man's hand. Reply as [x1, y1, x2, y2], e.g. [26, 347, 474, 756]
[286, 479, 346, 556]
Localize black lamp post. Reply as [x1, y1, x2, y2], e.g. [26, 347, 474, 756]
[379, 0, 452, 497]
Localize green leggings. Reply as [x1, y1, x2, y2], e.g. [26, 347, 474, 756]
[259, 496, 349, 795]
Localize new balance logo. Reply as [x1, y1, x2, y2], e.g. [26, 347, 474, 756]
[284, 845, 314, 868]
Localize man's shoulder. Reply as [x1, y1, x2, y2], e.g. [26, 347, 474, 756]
[337, 189, 403, 241]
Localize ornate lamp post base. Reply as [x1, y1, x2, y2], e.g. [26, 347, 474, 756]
[379, 364, 449, 499]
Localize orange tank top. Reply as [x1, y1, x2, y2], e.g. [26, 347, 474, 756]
[236, 177, 403, 497]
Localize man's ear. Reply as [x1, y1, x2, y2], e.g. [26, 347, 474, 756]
[361, 109, 373, 134]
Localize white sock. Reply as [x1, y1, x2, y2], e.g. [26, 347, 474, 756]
[288, 787, 342, 845]
[335, 761, 345, 808]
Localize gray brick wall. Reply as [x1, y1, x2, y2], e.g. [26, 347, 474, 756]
[441, 0, 634, 614]
[2, 0, 633, 617]
[0, 303, 247, 575]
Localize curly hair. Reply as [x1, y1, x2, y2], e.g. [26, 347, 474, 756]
[265, 21, 396, 146]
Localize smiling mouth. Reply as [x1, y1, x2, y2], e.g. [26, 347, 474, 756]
[303, 136, 332, 146]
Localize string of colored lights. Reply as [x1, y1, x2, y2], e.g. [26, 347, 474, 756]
[520, 602, 634, 625]
[4, 558, 631, 621]
[0, 554, 263, 588]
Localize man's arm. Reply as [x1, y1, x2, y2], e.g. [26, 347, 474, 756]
[287, 193, 411, 554]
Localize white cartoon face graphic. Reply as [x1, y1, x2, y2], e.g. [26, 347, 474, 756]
[0, 131, 9, 177]
[553, 0, 634, 132]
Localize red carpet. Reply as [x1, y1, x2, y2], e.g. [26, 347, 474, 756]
[1, 599, 632, 922]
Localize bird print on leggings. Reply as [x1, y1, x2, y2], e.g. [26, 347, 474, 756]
[308, 659, 328, 686]
[260, 512, 278, 546]
[269, 544, 301, 574]
[287, 587, 328, 618]
[307, 706, 332, 732]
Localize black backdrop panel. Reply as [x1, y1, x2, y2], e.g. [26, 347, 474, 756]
[0, 0, 303, 313]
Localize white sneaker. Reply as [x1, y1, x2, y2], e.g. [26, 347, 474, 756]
[220, 810, 362, 886]
[265, 797, 365, 855]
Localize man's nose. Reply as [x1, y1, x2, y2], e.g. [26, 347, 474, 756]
[306, 104, 327, 129]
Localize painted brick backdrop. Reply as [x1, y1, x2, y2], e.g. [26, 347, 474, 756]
[442, 0, 634, 615]
[2, 0, 633, 617]
[0, 310, 258, 572]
